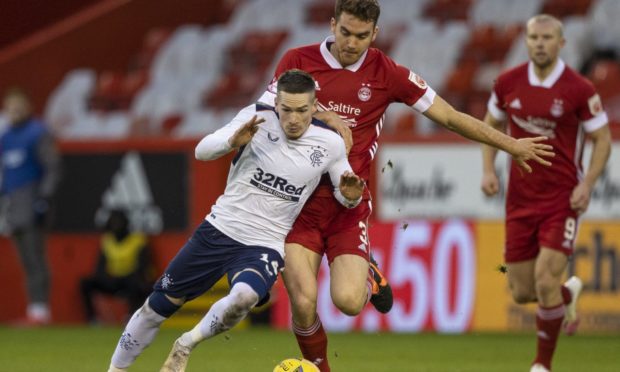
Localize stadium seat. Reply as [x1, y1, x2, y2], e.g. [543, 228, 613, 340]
[305, 1, 334, 24]
[589, 0, 620, 51]
[541, 0, 594, 18]
[470, 0, 541, 27]
[423, 0, 473, 23]
[45, 69, 96, 134]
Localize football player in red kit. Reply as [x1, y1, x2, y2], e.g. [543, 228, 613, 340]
[259, 2, 555, 370]
[481, 14, 611, 372]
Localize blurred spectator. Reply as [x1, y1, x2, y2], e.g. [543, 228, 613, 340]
[80, 209, 152, 324]
[0, 88, 61, 326]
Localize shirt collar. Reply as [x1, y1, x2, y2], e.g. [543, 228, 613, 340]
[528, 58, 565, 88]
[319, 35, 368, 72]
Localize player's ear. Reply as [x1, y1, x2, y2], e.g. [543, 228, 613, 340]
[371, 26, 379, 42]
[311, 98, 318, 114]
[330, 17, 337, 34]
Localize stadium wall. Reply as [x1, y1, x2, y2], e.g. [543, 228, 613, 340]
[0, 139, 618, 332]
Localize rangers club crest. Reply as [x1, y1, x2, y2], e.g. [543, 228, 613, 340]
[358, 83, 372, 102]
[308, 145, 328, 167]
[550, 99, 564, 117]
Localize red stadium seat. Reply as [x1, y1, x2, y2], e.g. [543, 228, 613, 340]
[541, 0, 594, 18]
[305, 1, 334, 25]
[423, 0, 473, 24]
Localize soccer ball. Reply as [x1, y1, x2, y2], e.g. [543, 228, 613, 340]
[273, 358, 320, 372]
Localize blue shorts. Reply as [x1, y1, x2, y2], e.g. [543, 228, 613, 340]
[153, 220, 284, 303]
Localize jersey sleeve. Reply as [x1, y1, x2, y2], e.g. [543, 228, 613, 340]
[386, 56, 436, 113]
[326, 137, 361, 208]
[576, 80, 609, 133]
[257, 49, 301, 106]
[487, 78, 507, 121]
[195, 104, 257, 160]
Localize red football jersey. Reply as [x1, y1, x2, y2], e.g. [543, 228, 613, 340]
[259, 36, 435, 198]
[488, 60, 608, 209]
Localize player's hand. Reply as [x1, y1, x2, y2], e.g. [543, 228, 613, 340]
[313, 111, 353, 155]
[228, 115, 265, 149]
[481, 171, 500, 197]
[570, 181, 592, 215]
[339, 171, 364, 201]
[512, 136, 554, 173]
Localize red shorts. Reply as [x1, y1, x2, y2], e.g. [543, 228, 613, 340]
[286, 194, 372, 264]
[504, 204, 579, 263]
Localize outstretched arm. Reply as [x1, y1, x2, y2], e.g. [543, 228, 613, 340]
[424, 95, 554, 173]
[195, 105, 264, 161]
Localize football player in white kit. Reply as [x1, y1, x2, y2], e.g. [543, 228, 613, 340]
[107, 69, 364, 372]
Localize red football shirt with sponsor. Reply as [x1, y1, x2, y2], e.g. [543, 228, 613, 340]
[488, 60, 608, 210]
[260, 36, 435, 198]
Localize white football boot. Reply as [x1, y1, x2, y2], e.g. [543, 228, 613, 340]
[160, 339, 193, 372]
[563, 276, 583, 336]
[530, 363, 550, 372]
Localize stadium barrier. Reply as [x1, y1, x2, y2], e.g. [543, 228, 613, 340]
[0, 139, 618, 332]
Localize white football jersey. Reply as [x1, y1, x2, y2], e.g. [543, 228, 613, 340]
[194, 103, 355, 256]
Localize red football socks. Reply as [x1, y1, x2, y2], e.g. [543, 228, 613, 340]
[534, 304, 565, 370]
[560, 285, 572, 305]
[293, 316, 330, 372]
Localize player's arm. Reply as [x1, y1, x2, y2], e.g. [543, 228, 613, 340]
[327, 142, 364, 208]
[423, 95, 554, 173]
[481, 112, 507, 197]
[195, 105, 264, 161]
[312, 111, 353, 154]
[570, 124, 611, 214]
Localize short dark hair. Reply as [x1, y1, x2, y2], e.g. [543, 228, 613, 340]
[277, 69, 316, 95]
[335, 0, 380, 25]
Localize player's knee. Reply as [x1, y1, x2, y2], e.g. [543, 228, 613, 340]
[534, 276, 558, 299]
[511, 291, 534, 304]
[147, 291, 182, 319]
[229, 285, 260, 312]
[290, 292, 317, 316]
[333, 292, 365, 316]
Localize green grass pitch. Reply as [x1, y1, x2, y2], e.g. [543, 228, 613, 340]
[0, 326, 617, 371]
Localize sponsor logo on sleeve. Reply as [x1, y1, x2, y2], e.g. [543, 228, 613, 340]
[588, 94, 604, 116]
[408, 70, 427, 89]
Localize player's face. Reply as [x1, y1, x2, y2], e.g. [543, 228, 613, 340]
[275, 91, 317, 140]
[526, 20, 565, 69]
[3, 95, 31, 125]
[330, 12, 378, 67]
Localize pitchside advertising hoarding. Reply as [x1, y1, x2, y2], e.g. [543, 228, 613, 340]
[376, 143, 620, 220]
[271, 142, 620, 332]
[52, 151, 189, 233]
